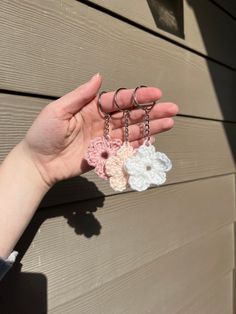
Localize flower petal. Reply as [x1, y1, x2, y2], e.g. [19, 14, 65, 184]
[117, 143, 134, 159]
[105, 156, 123, 176]
[124, 155, 145, 176]
[147, 169, 166, 185]
[95, 162, 108, 180]
[86, 137, 122, 179]
[155, 152, 172, 171]
[137, 144, 156, 158]
[128, 175, 150, 192]
[93, 139, 105, 151]
[109, 138, 123, 152]
[86, 137, 108, 167]
[110, 175, 127, 192]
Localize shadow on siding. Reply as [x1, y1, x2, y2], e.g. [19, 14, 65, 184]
[0, 176, 104, 313]
[183, 2, 236, 312]
[0, 266, 47, 314]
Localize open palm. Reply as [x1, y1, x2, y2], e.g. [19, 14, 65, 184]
[22, 74, 178, 188]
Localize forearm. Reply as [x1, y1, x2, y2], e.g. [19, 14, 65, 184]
[0, 140, 49, 259]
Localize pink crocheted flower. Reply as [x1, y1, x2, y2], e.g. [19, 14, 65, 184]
[105, 143, 135, 191]
[86, 137, 122, 179]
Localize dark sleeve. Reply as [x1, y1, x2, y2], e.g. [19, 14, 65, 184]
[0, 251, 18, 280]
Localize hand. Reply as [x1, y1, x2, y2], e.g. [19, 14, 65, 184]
[20, 74, 179, 188]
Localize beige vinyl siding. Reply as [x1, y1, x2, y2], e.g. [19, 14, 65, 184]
[178, 271, 234, 314]
[2, 175, 235, 312]
[86, 0, 236, 69]
[0, 0, 235, 313]
[49, 225, 234, 313]
[1, 0, 236, 121]
[1, 93, 236, 208]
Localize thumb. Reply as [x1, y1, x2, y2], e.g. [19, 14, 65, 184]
[56, 73, 102, 115]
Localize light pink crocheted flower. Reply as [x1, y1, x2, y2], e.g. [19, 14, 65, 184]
[86, 137, 122, 179]
[105, 143, 135, 191]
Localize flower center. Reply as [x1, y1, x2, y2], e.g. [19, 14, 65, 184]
[146, 165, 152, 171]
[101, 151, 109, 159]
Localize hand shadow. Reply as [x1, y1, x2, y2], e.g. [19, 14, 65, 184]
[0, 176, 105, 314]
[16, 176, 105, 260]
[44, 175, 105, 238]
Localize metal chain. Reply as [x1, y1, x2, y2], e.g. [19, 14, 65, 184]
[124, 110, 130, 143]
[104, 113, 110, 140]
[144, 108, 150, 142]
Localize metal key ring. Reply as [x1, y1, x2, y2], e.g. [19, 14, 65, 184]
[113, 87, 132, 143]
[97, 91, 108, 117]
[132, 85, 157, 111]
[113, 87, 129, 112]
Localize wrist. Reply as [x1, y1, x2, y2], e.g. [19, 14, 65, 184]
[0, 141, 50, 258]
[14, 139, 52, 192]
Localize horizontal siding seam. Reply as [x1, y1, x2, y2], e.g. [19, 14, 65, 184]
[0, 88, 57, 100]
[50, 222, 234, 310]
[176, 268, 234, 314]
[50, 270, 233, 312]
[178, 113, 236, 124]
[211, 0, 236, 20]
[39, 173, 236, 210]
[2, 91, 236, 124]
[80, 0, 236, 71]
[49, 231, 234, 312]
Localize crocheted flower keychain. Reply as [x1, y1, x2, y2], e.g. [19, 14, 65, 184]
[124, 86, 172, 192]
[105, 88, 135, 191]
[86, 91, 122, 180]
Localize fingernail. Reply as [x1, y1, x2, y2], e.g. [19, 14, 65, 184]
[91, 73, 100, 80]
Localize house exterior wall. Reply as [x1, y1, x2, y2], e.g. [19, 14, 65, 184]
[0, 0, 235, 313]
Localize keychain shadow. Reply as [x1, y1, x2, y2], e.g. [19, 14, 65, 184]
[0, 176, 105, 314]
[63, 200, 103, 238]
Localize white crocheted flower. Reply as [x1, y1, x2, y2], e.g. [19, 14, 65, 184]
[124, 144, 172, 192]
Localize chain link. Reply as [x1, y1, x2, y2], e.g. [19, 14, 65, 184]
[104, 113, 110, 140]
[124, 110, 130, 143]
[144, 108, 150, 142]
